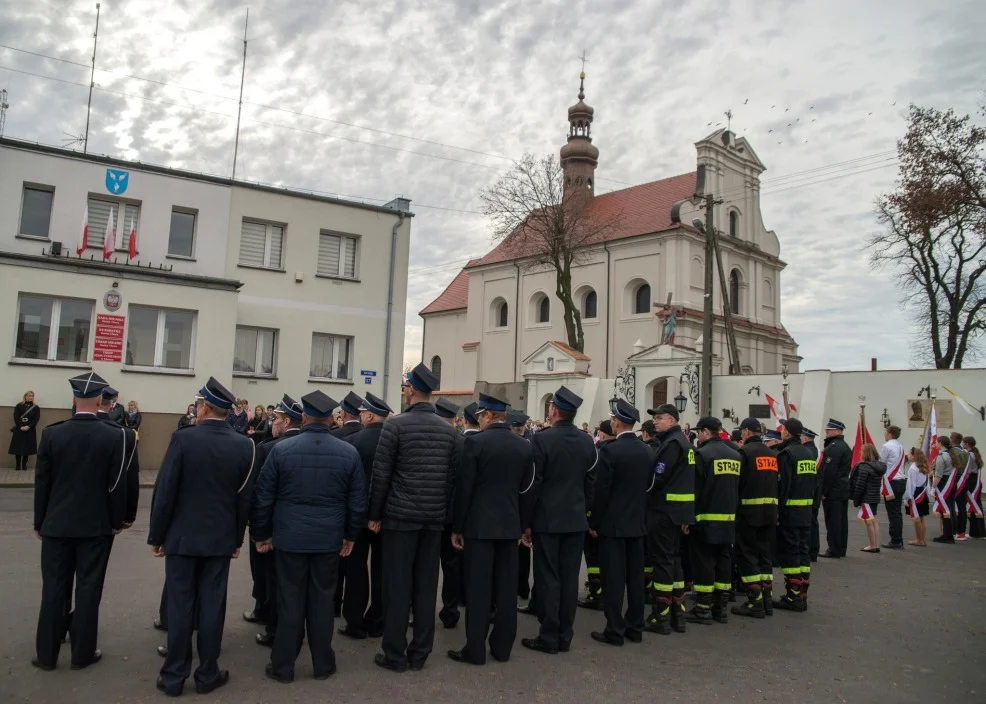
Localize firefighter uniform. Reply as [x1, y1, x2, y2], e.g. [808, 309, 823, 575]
[732, 419, 779, 619]
[579, 429, 613, 611]
[687, 418, 741, 625]
[644, 405, 695, 635]
[774, 420, 817, 612]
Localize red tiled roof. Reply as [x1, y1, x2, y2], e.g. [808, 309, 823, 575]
[548, 340, 591, 361]
[419, 261, 479, 315]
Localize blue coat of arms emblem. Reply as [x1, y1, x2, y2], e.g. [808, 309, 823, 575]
[106, 169, 129, 194]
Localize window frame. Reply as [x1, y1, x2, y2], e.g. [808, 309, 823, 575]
[633, 283, 651, 315]
[729, 270, 741, 315]
[729, 210, 740, 239]
[430, 355, 442, 388]
[85, 196, 141, 254]
[13, 294, 94, 364]
[238, 218, 286, 271]
[124, 305, 197, 372]
[167, 207, 198, 260]
[582, 289, 598, 319]
[233, 325, 278, 378]
[309, 332, 355, 382]
[316, 230, 361, 280]
[18, 184, 55, 241]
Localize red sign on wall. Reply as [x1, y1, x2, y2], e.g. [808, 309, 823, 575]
[94, 313, 126, 362]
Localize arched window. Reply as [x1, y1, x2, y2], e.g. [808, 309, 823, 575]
[729, 270, 740, 315]
[538, 296, 550, 323]
[729, 211, 739, 239]
[430, 356, 442, 388]
[498, 302, 508, 327]
[634, 283, 651, 315]
[583, 290, 597, 319]
[490, 297, 508, 329]
[652, 377, 668, 408]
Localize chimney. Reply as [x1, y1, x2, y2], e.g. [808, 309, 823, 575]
[871, 358, 877, 371]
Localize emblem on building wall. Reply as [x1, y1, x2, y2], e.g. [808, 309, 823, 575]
[103, 290, 122, 312]
[106, 169, 129, 194]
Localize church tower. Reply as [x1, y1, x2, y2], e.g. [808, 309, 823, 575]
[560, 71, 599, 201]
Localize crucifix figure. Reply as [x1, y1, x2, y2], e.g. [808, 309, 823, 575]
[655, 293, 682, 346]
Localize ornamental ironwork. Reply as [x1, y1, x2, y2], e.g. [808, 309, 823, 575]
[613, 364, 636, 406]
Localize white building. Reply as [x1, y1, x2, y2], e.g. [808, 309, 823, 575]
[0, 138, 411, 468]
[420, 76, 800, 409]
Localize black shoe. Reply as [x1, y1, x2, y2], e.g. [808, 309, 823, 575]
[70, 649, 101, 670]
[932, 536, 955, 544]
[685, 607, 713, 625]
[243, 610, 264, 624]
[521, 637, 558, 654]
[337, 626, 367, 640]
[447, 649, 482, 665]
[517, 603, 537, 616]
[152, 617, 167, 631]
[256, 632, 275, 646]
[440, 618, 459, 629]
[558, 643, 571, 653]
[157, 645, 168, 658]
[408, 660, 425, 671]
[31, 657, 55, 671]
[196, 670, 229, 694]
[731, 602, 766, 619]
[590, 631, 623, 646]
[490, 649, 508, 663]
[367, 627, 384, 638]
[314, 665, 337, 680]
[577, 597, 603, 611]
[265, 662, 293, 684]
[374, 653, 407, 673]
[882, 542, 904, 550]
[624, 631, 643, 643]
[772, 596, 805, 612]
[818, 551, 839, 559]
[156, 676, 182, 697]
[644, 612, 671, 635]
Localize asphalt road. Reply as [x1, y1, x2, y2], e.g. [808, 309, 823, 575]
[1, 488, 984, 703]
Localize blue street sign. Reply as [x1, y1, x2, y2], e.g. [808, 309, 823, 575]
[365, 377, 372, 385]
[361, 370, 376, 377]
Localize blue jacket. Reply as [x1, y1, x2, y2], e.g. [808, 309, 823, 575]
[251, 424, 367, 554]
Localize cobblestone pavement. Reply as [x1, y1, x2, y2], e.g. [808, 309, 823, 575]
[1, 488, 984, 703]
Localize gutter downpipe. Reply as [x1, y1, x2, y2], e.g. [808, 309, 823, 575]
[514, 262, 522, 381]
[604, 244, 611, 377]
[383, 212, 405, 400]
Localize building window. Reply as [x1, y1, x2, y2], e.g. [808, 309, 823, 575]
[729, 270, 741, 315]
[168, 209, 196, 258]
[634, 283, 651, 315]
[583, 290, 597, 319]
[14, 295, 93, 362]
[653, 377, 669, 408]
[729, 211, 739, 239]
[310, 333, 353, 380]
[239, 220, 284, 269]
[87, 198, 140, 252]
[234, 326, 276, 376]
[490, 297, 509, 329]
[19, 186, 54, 239]
[317, 231, 359, 279]
[125, 306, 195, 369]
[431, 355, 442, 388]
[532, 293, 550, 324]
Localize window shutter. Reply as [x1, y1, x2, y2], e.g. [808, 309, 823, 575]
[268, 225, 283, 268]
[343, 236, 357, 278]
[87, 198, 113, 249]
[119, 204, 140, 251]
[239, 221, 267, 266]
[318, 232, 341, 276]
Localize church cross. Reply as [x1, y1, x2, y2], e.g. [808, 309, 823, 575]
[578, 49, 589, 73]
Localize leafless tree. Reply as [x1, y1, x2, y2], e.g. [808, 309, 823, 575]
[869, 104, 986, 368]
[480, 153, 622, 352]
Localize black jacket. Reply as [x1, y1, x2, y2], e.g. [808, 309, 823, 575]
[106, 404, 125, 426]
[802, 441, 818, 461]
[34, 414, 127, 537]
[737, 440, 779, 526]
[369, 403, 457, 529]
[528, 420, 596, 534]
[9, 401, 40, 456]
[453, 424, 534, 539]
[694, 437, 742, 544]
[777, 438, 818, 527]
[148, 418, 255, 556]
[98, 411, 141, 524]
[821, 435, 852, 501]
[851, 461, 886, 507]
[590, 433, 651, 538]
[346, 422, 385, 487]
[647, 425, 696, 525]
[332, 420, 363, 440]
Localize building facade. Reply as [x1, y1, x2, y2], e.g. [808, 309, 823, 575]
[421, 76, 800, 400]
[0, 138, 411, 468]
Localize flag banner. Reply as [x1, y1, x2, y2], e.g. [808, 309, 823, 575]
[968, 473, 983, 517]
[909, 487, 927, 519]
[77, 203, 89, 255]
[103, 205, 117, 260]
[920, 402, 939, 466]
[851, 414, 875, 467]
[934, 471, 956, 515]
[765, 393, 787, 429]
[857, 503, 875, 521]
[128, 215, 137, 259]
[942, 385, 978, 417]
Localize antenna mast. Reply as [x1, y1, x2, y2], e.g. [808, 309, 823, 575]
[84, 2, 101, 153]
[231, 9, 249, 179]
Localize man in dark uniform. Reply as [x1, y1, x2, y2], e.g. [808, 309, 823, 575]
[369, 363, 457, 673]
[330, 391, 364, 615]
[253, 391, 367, 683]
[819, 419, 852, 559]
[521, 386, 595, 654]
[732, 418, 778, 619]
[339, 392, 393, 639]
[687, 417, 741, 625]
[507, 409, 537, 614]
[251, 395, 304, 647]
[774, 418, 817, 612]
[149, 377, 255, 696]
[106, 390, 126, 425]
[33, 372, 127, 672]
[801, 428, 821, 560]
[588, 399, 650, 646]
[448, 393, 535, 665]
[579, 420, 614, 611]
[434, 397, 463, 628]
[644, 404, 695, 635]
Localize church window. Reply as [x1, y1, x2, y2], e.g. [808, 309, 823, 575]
[531, 293, 550, 324]
[729, 211, 739, 239]
[583, 290, 597, 319]
[634, 283, 651, 315]
[430, 355, 442, 388]
[729, 270, 741, 315]
[490, 298, 509, 329]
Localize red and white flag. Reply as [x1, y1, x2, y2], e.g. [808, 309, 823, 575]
[127, 214, 137, 259]
[851, 415, 875, 468]
[103, 206, 117, 260]
[921, 402, 939, 466]
[765, 393, 786, 430]
[77, 203, 89, 255]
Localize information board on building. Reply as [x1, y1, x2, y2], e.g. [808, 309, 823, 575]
[94, 313, 126, 363]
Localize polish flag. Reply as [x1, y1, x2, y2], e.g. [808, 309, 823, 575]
[920, 402, 938, 466]
[127, 214, 137, 259]
[765, 393, 786, 430]
[850, 414, 875, 467]
[77, 203, 89, 255]
[103, 206, 117, 260]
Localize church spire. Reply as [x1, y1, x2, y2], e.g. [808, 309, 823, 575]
[560, 70, 599, 200]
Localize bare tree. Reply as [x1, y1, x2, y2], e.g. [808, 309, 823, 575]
[869, 104, 986, 368]
[480, 153, 622, 352]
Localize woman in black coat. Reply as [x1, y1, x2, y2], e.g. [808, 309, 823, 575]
[851, 444, 886, 553]
[9, 390, 40, 470]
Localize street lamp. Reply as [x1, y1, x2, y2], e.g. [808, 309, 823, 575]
[675, 391, 688, 414]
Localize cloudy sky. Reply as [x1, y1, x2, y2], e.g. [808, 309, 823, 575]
[1, 0, 983, 372]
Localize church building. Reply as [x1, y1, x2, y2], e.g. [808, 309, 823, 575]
[420, 74, 800, 411]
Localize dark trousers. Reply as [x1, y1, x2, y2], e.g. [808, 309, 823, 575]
[809, 498, 821, 559]
[248, 540, 269, 618]
[646, 511, 682, 600]
[954, 485, 970, 535]
[36, 536, 112, 667]
[380, 529, 442, 667]
[518, 544, 532, 599]
[533, 531, 584, 650]
[583, 529, 601, 595]
[689, 533, 732, 591]
[599, 536, 645, 642]
[969, 481, 985, 538]
[343, 529, 382, 635]
[160, 555, 230, 694]
[439, 528, 464, 626]
[886, 478, 907, 545]
[823, 498, 849, 557]
[263, 552, 278, 636]
[159, 582, 200, 632]
[776, 523, 811, 576]
[334, 556, 347, 616]
[271, 551, 338, 680]
[15, 454, 30, 469]
[735, 517, 772, 585]
[463, 538, 518, 663]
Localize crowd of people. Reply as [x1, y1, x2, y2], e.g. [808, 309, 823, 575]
[26, 367, 983, 696]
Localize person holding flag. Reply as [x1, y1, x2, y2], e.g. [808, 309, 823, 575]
[878, 426, 907, 549]
[903, 447, 932, 546]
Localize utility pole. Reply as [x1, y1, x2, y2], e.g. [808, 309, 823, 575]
[84, 3, 101, 154]
[0, 89, 8, 138]
[696, 192, 722, 416]
[231, 9, 249, 179]
[712, 234, 742, 374]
